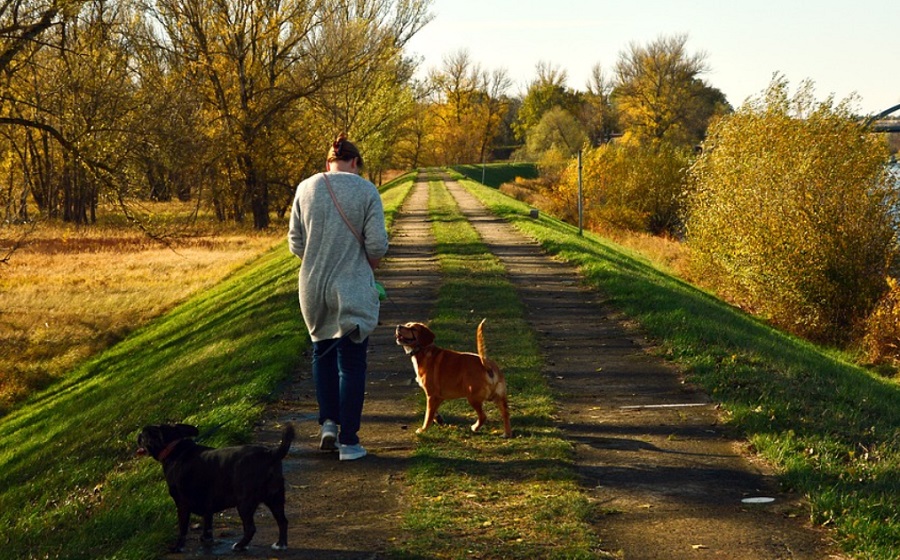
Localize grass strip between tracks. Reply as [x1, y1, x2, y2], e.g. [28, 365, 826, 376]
[392, 174, 602, 559]
[453, 170, 900, 560]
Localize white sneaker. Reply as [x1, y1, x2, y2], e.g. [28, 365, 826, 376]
[319, 420, 337, 451]
[339, 443, 367, 461]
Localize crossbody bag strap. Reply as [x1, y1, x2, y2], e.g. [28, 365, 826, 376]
[322, 173, 365, 247]
[322, 173, 385, 300]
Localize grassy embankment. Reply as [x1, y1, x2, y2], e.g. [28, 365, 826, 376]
[454, 168, 900, 560]
[0, 174, 418, 559]
[453, 162, 539, 187]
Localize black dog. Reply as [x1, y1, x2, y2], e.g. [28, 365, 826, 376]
[136, 423, 295, 552]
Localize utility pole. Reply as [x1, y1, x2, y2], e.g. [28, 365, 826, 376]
[577, 149, 583, 236]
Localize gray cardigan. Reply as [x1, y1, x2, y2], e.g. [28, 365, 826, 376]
[288, 172, 389, 343]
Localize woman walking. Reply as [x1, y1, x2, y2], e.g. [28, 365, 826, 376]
[288, 133, 389, 461]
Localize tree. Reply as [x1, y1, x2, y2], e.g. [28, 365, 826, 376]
[0, 0, 149, 225]
[0, 0, 435, 233]
[0, 0, 97, 223]
[477, 67, 513, 162]
[391, 78, 433, 170]
[520, 106, 587, 185]
[583, 62, 619, 145]
[613, 34, 728, 147]
[524, 106, 587, 157]
[49, 0, 143, 223]
[513, 61, 581, 142]
[686, 77, 898, 343]
[128, 36, 210, 205]
[144, 0, 430, 229]
[0, 0, 85, 76]
[424, 49, 510, 165]
[425, 49, 481, 164]
[309, 51, 419, 185]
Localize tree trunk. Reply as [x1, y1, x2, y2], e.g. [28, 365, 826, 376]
[239, 152, 269, 230]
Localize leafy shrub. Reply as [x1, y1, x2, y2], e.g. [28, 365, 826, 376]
[863, 277, 900, 367]
[686, 77, 898, 343]
[550, 141, 692, 235]
[524, 106, 588, 161]
[537, 145, 572, 187]
[498, 177, 553, 209]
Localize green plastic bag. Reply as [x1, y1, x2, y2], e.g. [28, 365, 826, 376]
[375, 281, 387, 301]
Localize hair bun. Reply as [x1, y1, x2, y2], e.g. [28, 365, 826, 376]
[332, 133, 347, 157]
[326, 132, 362, 169]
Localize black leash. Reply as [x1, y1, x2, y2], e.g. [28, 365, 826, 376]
[381, 288, 404, 315]
[316, 325, 361, 359]
[375, 277, 407, 315]
[193, 422, 225, 443]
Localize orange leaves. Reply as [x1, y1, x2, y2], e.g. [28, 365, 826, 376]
[863, 277, 900, 367]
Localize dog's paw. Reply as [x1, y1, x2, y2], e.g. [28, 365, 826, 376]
[271, 542, 288, 550]
[231, 542, 248, 552]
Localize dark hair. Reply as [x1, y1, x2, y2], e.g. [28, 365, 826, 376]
[327, 132, 363, 169]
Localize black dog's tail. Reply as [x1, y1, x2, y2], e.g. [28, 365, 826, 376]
[276, 423, 295, 460]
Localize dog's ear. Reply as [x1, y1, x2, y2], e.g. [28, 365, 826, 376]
[416, 324, 435, 347]
[173, 424, 200, 439]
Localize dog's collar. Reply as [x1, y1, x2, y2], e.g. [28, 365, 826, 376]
[157, 439, 183, 462]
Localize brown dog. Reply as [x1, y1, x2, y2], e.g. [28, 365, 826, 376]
[136, 423, 294, 552]
[396, 319, 511, 437]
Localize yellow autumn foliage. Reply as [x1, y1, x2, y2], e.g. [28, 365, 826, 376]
[686, 77, 898, 343]
[863, 277, 900, 367]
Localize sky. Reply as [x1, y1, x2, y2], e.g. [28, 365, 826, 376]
[403, 0, 900, 117]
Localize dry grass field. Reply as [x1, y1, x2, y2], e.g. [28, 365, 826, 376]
[0, 216, 284, 414]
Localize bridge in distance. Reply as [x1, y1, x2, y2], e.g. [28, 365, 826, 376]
[867, 103, 900, 132]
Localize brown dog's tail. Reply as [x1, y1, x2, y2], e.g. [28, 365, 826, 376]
[276, 423, 295, 459]
[476, 319, 489, 369]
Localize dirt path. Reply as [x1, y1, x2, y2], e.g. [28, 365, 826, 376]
[443, 177, 845, 559]
[175, 176, 438, 559]
[176, 173, 845, 559]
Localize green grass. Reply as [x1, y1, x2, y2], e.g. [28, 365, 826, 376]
[0, 172, 416, 560]
[452, 170, 900, 560]
[452, 162, 538, 189]
[0, 247, 303, 559]
[393, 179, 601, 559]
[379, 170, 417, 230]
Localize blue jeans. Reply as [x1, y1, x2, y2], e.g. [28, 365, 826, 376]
[312, 336, 369, 446]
